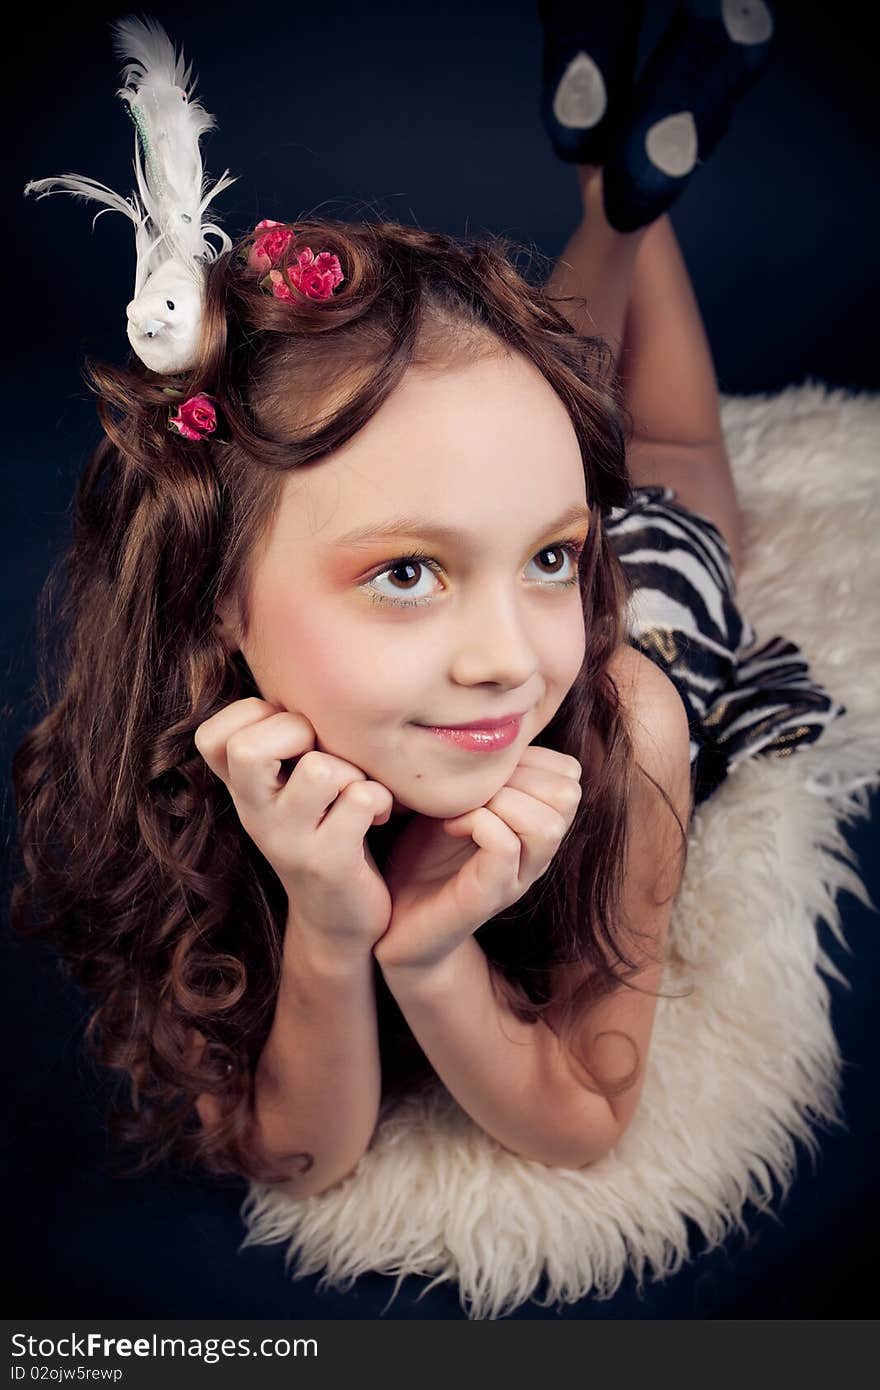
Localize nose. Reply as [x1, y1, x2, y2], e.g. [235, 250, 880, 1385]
[142, 318, 166, 338]
[450, 581, 538, 691]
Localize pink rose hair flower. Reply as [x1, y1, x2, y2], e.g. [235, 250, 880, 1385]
[246, 218, 295, 275]
[168, 392, 218, 441]
[264, 247, 344, 302]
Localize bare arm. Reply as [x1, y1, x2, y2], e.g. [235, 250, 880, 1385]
[378, 649, 692, 1168]
[379, 934, 620, 1168]
[196, 918, 382, 1200]
[189, 698, 396, 1200]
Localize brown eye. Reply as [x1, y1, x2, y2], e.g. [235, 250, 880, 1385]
[387, 561, 421, 590]
[362, 553, 443, 608]
[534, 546, 567, 574]
[525, 541, 583, 587]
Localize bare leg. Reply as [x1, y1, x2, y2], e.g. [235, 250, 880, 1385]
[545, 165, 744, 580]
[543, 166, 648, 363]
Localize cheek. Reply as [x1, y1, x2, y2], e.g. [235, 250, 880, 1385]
[571, 615, 588, 675]
[257, 602, 426, 723]
[323, 625, 429, 707]
[542, 605, 587, 683]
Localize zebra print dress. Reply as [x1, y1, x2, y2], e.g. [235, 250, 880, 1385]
[605, 485, 847, 807]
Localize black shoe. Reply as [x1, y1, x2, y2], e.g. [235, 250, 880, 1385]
[539, 0, 646, 166]
[602, 0, 776, 231]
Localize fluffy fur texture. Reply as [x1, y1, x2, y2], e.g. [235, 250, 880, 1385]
[239, 382, 879, 1318]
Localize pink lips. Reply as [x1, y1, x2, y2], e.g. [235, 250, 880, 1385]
[418, 715, 523, 752]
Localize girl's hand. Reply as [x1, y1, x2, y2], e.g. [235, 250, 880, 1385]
[193, 698, 395, 953]
[372, 745, 582, 974]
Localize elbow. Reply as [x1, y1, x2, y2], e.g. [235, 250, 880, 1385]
[195, 1093, 368, 1199]
[502, 1110, 622, 1170]
[302, 1153, 366, 1199]
[552, 1102, 624, 1171]
[556, 1131, 620, 1171]
[275, 1147, 371, 1201]
[571, 1129, 620, 1170]
[256, 1115, 377, 1200]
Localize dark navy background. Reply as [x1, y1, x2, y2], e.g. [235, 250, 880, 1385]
[2, 0, 877, 1318]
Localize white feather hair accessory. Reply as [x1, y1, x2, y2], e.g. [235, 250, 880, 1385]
[23, 13, 238, 375]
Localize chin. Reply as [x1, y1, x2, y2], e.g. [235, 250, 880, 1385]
[391, 782, 504, 822]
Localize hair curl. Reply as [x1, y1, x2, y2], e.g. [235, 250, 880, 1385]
[10, 215, 688, 1187]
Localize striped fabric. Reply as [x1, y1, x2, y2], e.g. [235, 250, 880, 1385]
[605, 485, 848, 806]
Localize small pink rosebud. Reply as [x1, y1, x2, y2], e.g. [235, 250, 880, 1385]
[168, 392, 218, 441]
[266, 269, 296, 302]
[288, 247, 344, 300]
[260, 248, 344, 303]
[247, 219, 296, 275]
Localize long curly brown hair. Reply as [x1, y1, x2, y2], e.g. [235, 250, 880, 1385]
[9, 216, 688, 1187]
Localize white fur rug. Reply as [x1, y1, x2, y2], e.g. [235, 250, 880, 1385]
[239, 382, 880, 1319]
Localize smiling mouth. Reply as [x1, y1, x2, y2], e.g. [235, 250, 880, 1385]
[417, 711, 527, 731]
[416, 716, 523, 751]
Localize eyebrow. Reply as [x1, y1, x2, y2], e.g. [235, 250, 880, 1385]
[332, 502, 592, 549]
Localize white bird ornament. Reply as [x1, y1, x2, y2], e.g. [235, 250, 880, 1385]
[23, 13, 238, 375]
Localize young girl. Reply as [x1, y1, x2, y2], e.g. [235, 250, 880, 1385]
[12, 5, 844, 1204]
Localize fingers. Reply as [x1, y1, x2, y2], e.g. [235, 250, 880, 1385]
[193, 697, 294, 783]
[194, 699, 317, 806]
[442, 756, 581, 828]
[444, 756, 582, 897]
[448, 792, 568, 907]
[194, 698, 396, 944]
[279, 752, 383, 840]
[453, 806, 523, 900]
[497, 761, 583, 819]
[517, 743, 583, 781]
[488, 785, 570, 852]
[314, 778, 395, 856]
[194, 699, 392, 839]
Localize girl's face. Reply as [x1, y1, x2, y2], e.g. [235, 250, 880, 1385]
[232, 350, 590, 820]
